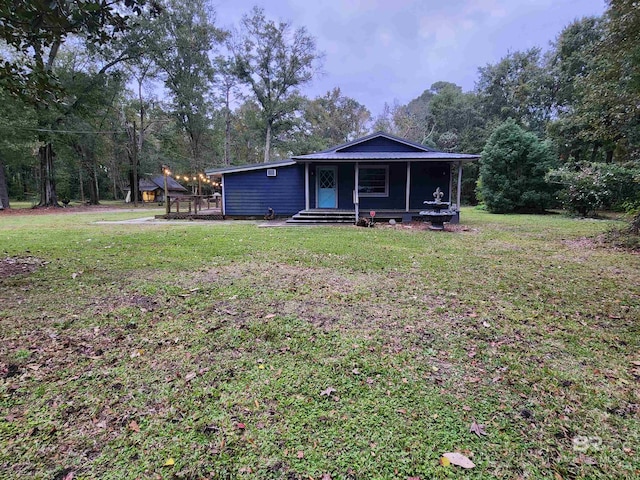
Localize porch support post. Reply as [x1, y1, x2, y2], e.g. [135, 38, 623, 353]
[456, 161, 463, 210]
[304, 162, 310, 211]
[221, 175, 226, 216]
[449, 162, 454, 204]
[354, 162, 359, 222]
[405, 161, 411, 212]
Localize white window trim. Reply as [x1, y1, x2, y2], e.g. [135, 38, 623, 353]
[358, 164, 389, 197]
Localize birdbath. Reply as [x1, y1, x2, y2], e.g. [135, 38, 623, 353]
[420, 187, 453, 230]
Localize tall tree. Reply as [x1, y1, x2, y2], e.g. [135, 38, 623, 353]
[573, 1, 640, 164]
[231, 6, 322, 162]
[0, 89, 37, 209]
[476, 48, 553, 136]
[0, 0, 157, 207]
[546, 16, 608, 162]
[302, 88, 371, 147]
[215, 57, 241, 165]
[150, 0, 225, 174]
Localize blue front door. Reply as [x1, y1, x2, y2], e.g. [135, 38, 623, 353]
[317, 166, 337, 208]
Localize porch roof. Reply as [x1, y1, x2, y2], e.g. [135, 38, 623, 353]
[291, 151, 479, 162]
[205, 159, 296, 176]
[291, 131, 479, 163]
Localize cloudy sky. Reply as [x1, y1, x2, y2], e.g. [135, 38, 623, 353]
[212, 0, 606, 116]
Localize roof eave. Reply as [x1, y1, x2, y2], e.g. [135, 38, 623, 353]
[205, 159, 296, 175]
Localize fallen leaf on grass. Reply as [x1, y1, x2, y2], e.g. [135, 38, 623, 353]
[297, 450, 304, 458]
[264, 314, 276, 319]
[440, 456, 451, 467]
[236, 422, 246, 430]
[128, 420, 140, 432]
[184, 371, 197, 382]
[573, 454, 597, 466]
[129, 349, 142, 358]
[470, 419, 487, 437]
[442, 452, 475, 469]
[320, 387, 336, 396]
[163, 458, 175, 467]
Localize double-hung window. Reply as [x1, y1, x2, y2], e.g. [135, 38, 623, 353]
[358, 165, 388, 197]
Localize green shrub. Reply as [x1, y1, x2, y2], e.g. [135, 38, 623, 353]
[479, 119, 557, 213]
[546, 162, 640, 216]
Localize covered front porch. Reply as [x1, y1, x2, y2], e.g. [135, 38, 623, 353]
[294, 160, 465, 224]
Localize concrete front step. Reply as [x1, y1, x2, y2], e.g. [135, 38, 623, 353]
[286, 210, 356, 224]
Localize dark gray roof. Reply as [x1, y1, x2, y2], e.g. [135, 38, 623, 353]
[292, 151, 480, 162]
[292, 131, 480, 163]
[129, 176, 188, 192]
[150, 176, 188, 192]
[205, 160, 296, 175]
[315, 131, 439, 154]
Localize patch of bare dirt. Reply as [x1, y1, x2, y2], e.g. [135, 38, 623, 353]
[0, 256, 48, 279]
[375, 221, 477, 233]
[0, 204, 154, 216]
[562, 237, 600, 250]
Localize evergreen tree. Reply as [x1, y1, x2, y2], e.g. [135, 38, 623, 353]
[479, 119, 557, 213]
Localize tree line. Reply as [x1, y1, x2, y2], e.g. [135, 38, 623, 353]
[0, 0, 638, 219]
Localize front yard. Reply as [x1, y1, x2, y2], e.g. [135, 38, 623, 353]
[1, 208, 638, 479]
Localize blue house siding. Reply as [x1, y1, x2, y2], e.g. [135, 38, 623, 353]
[340, 137, 424, 153]
[337, 163, 355, 209]
[224, 164, 305, 216]
[409, 162, 451, 209]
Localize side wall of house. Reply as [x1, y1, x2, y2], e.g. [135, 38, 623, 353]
[224, 164, 305, 216]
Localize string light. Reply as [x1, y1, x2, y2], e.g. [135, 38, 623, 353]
[164, 171, 220, 190]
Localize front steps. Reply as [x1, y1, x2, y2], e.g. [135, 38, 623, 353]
[286, 209, 356, 224]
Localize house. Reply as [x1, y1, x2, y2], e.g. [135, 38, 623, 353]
[125, 176, 188, 203]
[204, 132, 479, 223]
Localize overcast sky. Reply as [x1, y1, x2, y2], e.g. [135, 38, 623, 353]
[212, 0, 606, 117]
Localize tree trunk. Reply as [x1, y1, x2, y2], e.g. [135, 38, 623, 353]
[605, 149, 614, 164]
[113, 175, 118, 200]
[79, 165, 85, 203]
[0, 159, 9, 209]
[88, 159, 99, 205]
[264, 121, 272, 163]
[590, 143, 599, 162]
[38, 143, 60, 207]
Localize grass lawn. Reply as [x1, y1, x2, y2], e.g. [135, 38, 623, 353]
[1, 208, 638, 479]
